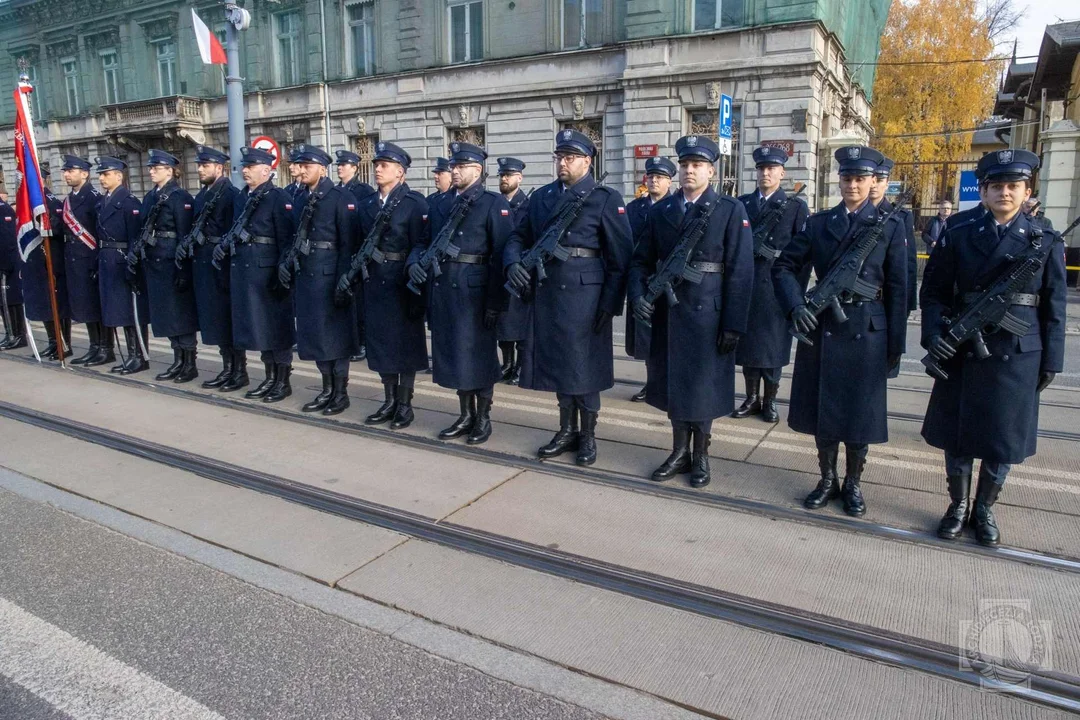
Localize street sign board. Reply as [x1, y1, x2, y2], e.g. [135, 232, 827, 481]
[634, 144, 659, 158]
[719, 94, 733, 156]
[251, 135, 281, 169]
[958, 170, 979, 211]
[760, 139, 794, 157]
[887, 180, 902, 196]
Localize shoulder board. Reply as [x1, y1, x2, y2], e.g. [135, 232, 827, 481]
[948, 215, 980, 232]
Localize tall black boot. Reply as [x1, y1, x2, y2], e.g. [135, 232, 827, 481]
[110, 327, 129, 372]
[85, 323, 116, 367]
[576, 410, 598, 466]
[651, 422, 692, 481]
[42, 321, 59, 360]
[245, 362, 276, 399]
[390, 385, 415, 429]
[156, 348, 183, 381]
[203, 349, 234, 389]
[761, 381, 780, 423]
[805, 444, 840, 509]
[72, 322, 100, 365]
[467, 395, 492, 445]
[60, 318, 72, 358]
[689, 424, 712, 488]
[0, 305, 26, 350]
[937, 473, 972, 540]
[323, 375, 350, 416]
[509, 343, 523, 385]
[972, 468, 1003, 547]
[732, 369, 761, 418]
[841, 445, 867, 517]
[498, 342, 515, 383]
[538, 406, 579, 458]
[117, 327, 149, 375]
[302, 373, 333, 412]
[220, 351, 249, 392]
[439, 393, 475, 439]
[173, 347, 199, 383]
[366, 384, 398, 424]
[631, 386, 648, 402]
[263, 363, 292, 403]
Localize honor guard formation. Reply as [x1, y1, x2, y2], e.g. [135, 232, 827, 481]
[0, 134, 1066, 549]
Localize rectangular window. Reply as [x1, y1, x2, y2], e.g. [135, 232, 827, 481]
[562, 0, 602, 49]
[23, 65, 44, 120]
[61, 57, 79, 115]
[688, 107, 741, 195]
[354, 133, 379, 187]
[101, 50, 120, 104]
[448, 1, 483, 63]
[560, 119, 603, 181]
[274, 11, 302, 86]
[346, 1, 376, 76]
[693, 0, 744, 31]
[155, 40, 177, 96]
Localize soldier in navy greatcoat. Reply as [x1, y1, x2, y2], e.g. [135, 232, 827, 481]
[175, 146, 239, 389]
[336, 149, 377, 363]
[629, 136, 754, 487]
[0, 196, 24, 350]
[625, 156, 675, 403]
[93, 156, 150, 375]
[733, 146, 809, 422]
[495, 156, 531, 385]
[21, 167, 71, 359]
[428, 157, 452, 201]
[408, 142, 514, 445]
[920, 150, 1066, 547]
[772, 146, 908, 517]
[212, 146, 297, 400]
[870, 157, 918, 315]
[59, 155, 113, 366]
[504, 129, 634, 467]
[279, 145, 359, 415]
[341, 142, 430, 429]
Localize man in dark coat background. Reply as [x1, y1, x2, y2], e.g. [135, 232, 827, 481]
[495, 156, 531, 385]
[336, 149, 377, 362]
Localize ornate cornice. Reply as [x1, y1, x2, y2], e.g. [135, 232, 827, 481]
[84, 29, 120, 51]
[139, 13, 177, 40]
[45, 37, 79, 59]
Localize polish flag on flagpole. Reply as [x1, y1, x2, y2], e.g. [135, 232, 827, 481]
[192, 9, 227, 65]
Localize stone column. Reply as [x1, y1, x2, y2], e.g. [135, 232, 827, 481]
[1039, 119, 1080, 245]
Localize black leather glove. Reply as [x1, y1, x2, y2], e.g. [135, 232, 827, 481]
[277, 263, 292, 289]
[632, 296, 654, 325]
[407, 263, 428, 287]
[1037, 371, 1056, 393]
[174, 241, 191, 266]
[212, 242, 228, 265]
[483, 309, 499, 330]
[506, 262, 531, 292]
[927, 335, 957, 362]
[790, 305, 818, 336]
[592, 309, 612, 334]
[333, 287, 351, 308]
[717, 330, 741, 355]
[173, 272, 190, 292]
[887, 353, 902, 372]
[335, 273, 354, 298]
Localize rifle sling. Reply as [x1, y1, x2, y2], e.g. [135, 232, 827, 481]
[961, 292, 1039, 307]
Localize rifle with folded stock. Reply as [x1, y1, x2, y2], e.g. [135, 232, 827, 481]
[343, 185, 406, 290]
[212, 186, 271, 270]
[638, 199, 719, 328]
[753, 182, 805, 260]
[406, 181, 483, 295]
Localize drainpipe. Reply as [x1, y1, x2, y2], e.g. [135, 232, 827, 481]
[318, 0, 331, 146]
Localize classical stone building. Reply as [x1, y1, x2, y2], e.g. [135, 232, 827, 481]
[0, 0, 891, 209]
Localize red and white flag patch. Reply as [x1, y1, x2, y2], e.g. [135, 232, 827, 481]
[422, 215, 428, 222]
[284, 203, 292, 211]
[347, 203, 356, 211]
[617, 206, 626, 214]
[2, 216, 10, 222]
[500, 209, 509, 216]
[184, 203, 192, 209]
[132, 209, 140, 215]
[742, 219, 750, 227]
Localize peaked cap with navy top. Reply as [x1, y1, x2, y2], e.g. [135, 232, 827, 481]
[644, 156, 677, 177]
[240, 146, 276, 167]
[194, 145, 229, 164]
[675, 135, 720, 164]
[977, 149, 1039, 183]
[335, 149, 361, 165]
[497, 157, 525, 174]
[432, 157, 450, 173]
[374, 141, 412, 169]
[834, 146, 883, 176]
[448, 142, 487, 166]
[94, 156, 127, 173]
[62, 154, 92, 171]
[873, 157, 895, 178]
[555, 129, 595, 157]
[753, 145, 789, 167]
[292, 145, 333, 166]
[146, 149, 180, 167]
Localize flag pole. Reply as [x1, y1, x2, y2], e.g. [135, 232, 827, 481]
[18, 72, 66, 368]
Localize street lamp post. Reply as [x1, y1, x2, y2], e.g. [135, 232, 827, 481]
[223, 2, 250, 185]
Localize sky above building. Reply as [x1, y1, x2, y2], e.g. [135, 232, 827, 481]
[1008, 5, 1079, 57]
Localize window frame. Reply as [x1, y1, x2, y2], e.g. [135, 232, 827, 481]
[447, 0, 483, 64]
[273, 10, 303, 87]
[345, 0, 376, 77]
[153, 38, 177, 97]
[100, 49, 120, 105]
[60, 56, 79, 115]
[561, 0, 602, 49]
[692, 0, 742, 32]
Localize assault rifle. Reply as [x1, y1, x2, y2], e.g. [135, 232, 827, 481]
[212, 185, 272, 270]
[279, 191, 322, 283]
[127, 191, 170, 274]
[342, 185, 406, 289]
[406, 182, 483, 295]
[638, 199, 719, 328]
[790, 191, 913, 346]
[505, 172, 608, 300]
[922, 230, 1049, 381]
[753, 182, 805, 260]
[177, 179, 229, 268]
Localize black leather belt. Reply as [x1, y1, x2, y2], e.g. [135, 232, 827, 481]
[249, 236, 276, 245]
[565, 247, 600, 258]
[101, 241, 127, 250]
[963, 292, 1039, 307]
[151, 231, 177, 239]
[311, 241, 336, 250]
[379, 251, 408, 262]
[840, 290, 883, 305]
[205, 235, 222, 245]
[689, 261, 724, 274]
[450, 253, 487, 265]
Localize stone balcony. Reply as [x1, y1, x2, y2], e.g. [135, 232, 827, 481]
[101, 96, 208, 143]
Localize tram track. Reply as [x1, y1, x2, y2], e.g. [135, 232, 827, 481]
[1, 397, 1078, 714]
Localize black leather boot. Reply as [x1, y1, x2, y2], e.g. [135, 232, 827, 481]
[439, 393, 475, 439]
[302, 373, 333, 412]
[203, 350, 234, 389]
[156, 348, 183, 381]
[689, 424, 712, 488]
[937, 473, 971, 540]
[498, 342, 515, 383]
[0, 305, 26, 350]
[85, 323, 116, 367]
[805, 444, 840, 509]
[245, 362, 276, 399]
[42, 321, 60, 360]
[173, 347, 199, 383]
[220, 351, 249, 392]
[576, 410, 598, 466]
[732, 369, 761, 418]
[509, 344, 523, 385]
[109, 327, 127, 372]
[467, 395, 493, 445]
[841, 445, 867, 517]
[323, 375, 350, 416]
[117, 327, 149, 375]
[72, 322, 100, 365]
[761, 381, 780, 423]
[538, 406, 579, 458]
[651, 422, 691, 481]
[365, 384, 398, 424]
[972, 469, 1003, 547]
[263, 364, 292, 403]
[390, 386, 415, 429]
[631, 386, 648, 403]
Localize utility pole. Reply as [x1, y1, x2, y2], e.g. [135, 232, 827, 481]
[224, 2, 251, 185]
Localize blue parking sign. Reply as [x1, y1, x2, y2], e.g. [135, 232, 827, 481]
[719, 94, 733, 155]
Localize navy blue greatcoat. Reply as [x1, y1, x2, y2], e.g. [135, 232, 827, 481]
[735, 188, 809, 369]
[229, 182, 295, 352]
[623, 193, 660, 360]
[496, 188, 532, 342]
[503, 173, 634, 395]
[356, 183, 430, 374]
[191, 177, 239, 346]
[342, 179, 376, 343]
[410, 181, 514, 390]
[60, 183, 102, 323]
[140, 180, 197, 338]
[0, 201, 23, 305]
[772, 201, 908, 444]
[628, 189, 754, 421]
[920, 211, 1066, 463]
[95, 187, 149, 328]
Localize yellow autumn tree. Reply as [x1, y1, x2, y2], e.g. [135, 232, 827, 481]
[872, 0, 1005, 199]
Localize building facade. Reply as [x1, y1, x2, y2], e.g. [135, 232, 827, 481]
[0, 0, 891, 209]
